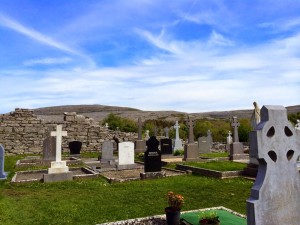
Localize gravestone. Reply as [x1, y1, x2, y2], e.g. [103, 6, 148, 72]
[184, 116, 198, 161]
[135, 117, 146, 153]
[144, 136, 162, 172]
[160, 138, 173, 155]
[295, 119, 300, 130]
[141, 136, 164, 179]
[164, 127, 170, 138]
[117, 142, 135, 169]
[225, 131, 233, 152]
[173, 121, 183, 151]
[247, 105, 300, 225]
[113, 136, 119, 151]
[145, 130, 150, 140]
[43, 125, 73, 182]
[198, 130, 213, 153]
[207, 130, 213, 144]
[69, 141, 82, 155]
[42, 136, 56, 161]
[198, 136, 211, 153]
[229, 116, 248, 160]
[100, 140, 115, 165]
[0, 144, 7, 180]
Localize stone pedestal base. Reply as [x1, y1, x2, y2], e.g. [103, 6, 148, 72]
[140, 171, 166, 180]
[173, 139, 183, 151]
[117, 164, 137, 170]
[48, 161, 69, 174]
[43, 172, 73, 183]
[135, 140, 146, 153]
[183, 143, 199, 161]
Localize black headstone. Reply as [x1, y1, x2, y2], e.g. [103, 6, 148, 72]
[160, 138, 172, 155]
[69, 141, 82, 155]
[144, 136, 161, 172]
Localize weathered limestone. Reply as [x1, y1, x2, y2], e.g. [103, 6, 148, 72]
[0, 109, 137, 155]
[247, 105, 300, 225]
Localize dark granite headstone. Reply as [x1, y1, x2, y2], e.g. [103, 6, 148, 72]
[160, 138, 172, 155]
[101, 140, 115, 164]
[69, 141, 82, 155]
[0, 144, 7, 179]
[144, 136, 161, 172]
[113, 136, 119, 151]
[43, 136, 56, 161]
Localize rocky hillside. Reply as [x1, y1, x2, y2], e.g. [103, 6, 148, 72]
[31, 104, 300, 122]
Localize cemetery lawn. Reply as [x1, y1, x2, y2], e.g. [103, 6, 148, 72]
[0, 156, 253, 225]
[200, 152, 228, 158]
[182, 161, 247, 171]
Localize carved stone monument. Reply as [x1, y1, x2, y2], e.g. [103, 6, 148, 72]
[230, 116, 248, 160]
[247, 105, 300, 225]
[135, 117, 146, 153]
[43, 125, 73, 182]
[0, 144, 7, 180]
[184, 116, 198, 161]
[173, 121, 183, 151]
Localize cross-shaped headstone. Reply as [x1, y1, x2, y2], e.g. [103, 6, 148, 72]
[231, 116, 240, 142]
[137, 117, 143, 140]
[164, 127, 170, 138]
[174, 121, 180, 141]
[145, 130, 150, 140]
[295, 119, 300, 131]
[186, 115, 194, 143]
[51, 125, 67, 162]
[227, 131, 233, 144]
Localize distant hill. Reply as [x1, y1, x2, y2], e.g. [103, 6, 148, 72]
[32, 104, 300, 122]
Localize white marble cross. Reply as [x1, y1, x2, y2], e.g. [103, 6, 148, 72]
[174, 121, 180, 141]
[51, 125, 67, 162]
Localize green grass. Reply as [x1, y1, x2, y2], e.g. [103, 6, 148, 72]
[0, 155, 253, 225]
[200, 152, 228, 158]
[182, 161, 247, 171]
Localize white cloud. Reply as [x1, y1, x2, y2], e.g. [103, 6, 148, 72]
[23, 57, 72, 66]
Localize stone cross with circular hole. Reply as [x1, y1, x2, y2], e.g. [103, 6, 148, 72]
[231, 116, 240, 142]
[247, 105, 300, 225]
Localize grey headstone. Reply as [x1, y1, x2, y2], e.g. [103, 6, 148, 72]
[101, 140, 115, 164]
[164, 127, 170, 138]
[246, 105, 300, 225]
[0, 144, 7, 179]
[229, 116, 247, 160]
[187, 115, 195, 143]
[198, 136, 211, 153]
[43, 136, 56, 161]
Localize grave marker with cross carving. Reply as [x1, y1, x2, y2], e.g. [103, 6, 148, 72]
[247, 105, 300, 225]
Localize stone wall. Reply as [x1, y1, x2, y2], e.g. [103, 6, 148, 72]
[0, 108, 137, 155]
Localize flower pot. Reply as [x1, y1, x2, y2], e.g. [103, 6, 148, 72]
[165, 207, 181, 225]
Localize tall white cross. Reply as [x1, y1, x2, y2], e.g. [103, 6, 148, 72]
[174, 121, 180, 140]
[51, 125, 67, 162]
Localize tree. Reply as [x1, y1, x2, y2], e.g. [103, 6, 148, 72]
[102, 113, 137, 132]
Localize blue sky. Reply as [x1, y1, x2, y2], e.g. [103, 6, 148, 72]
[0, 0, 300, 114]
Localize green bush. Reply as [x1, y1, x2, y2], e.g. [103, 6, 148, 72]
[102, 113, 137, 132]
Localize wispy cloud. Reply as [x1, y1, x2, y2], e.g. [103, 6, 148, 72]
[0, 13, 81, 55]
[23, 57, 72, 66]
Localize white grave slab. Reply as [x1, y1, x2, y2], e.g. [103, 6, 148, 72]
[118, 142, 134, 165]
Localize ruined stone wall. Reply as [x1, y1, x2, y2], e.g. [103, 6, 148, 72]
[0, 109, 137, 155]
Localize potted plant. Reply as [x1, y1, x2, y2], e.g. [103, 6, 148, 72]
[199, 211, 220, 225]
[165, 191, 184, 225]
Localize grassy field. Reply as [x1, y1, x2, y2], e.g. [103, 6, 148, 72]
[0, 155, 253, 225]
[182, 161, 247, 171]
[199, 152, 229, 158]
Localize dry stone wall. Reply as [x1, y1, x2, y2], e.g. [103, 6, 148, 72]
[0, 108, 137, 155]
